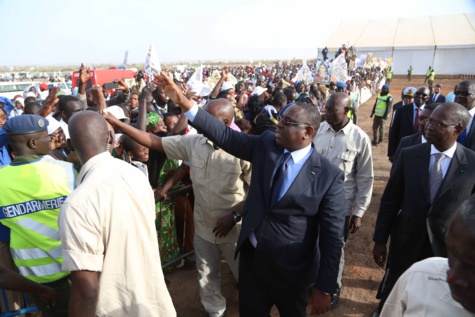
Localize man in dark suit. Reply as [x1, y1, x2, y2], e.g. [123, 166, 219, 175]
[427, 83, 446, 105]
[387, 86, 430, 162]
[372, 102, 475, 316]
[455, 80, 475, 150]
[392, 102, 440, 164]
[155, 73, 346, 316]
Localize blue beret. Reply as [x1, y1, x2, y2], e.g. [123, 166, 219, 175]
[3, 115, 49, 135]
[382, 84, 390, 89]
[336, 82, 347, 88]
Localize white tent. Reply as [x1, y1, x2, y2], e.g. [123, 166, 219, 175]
[320, 13, 475, 75]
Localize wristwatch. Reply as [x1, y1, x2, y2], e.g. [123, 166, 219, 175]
[232, 211, 242, 223]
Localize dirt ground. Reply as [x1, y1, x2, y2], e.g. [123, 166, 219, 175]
[164, 76, 462, 317]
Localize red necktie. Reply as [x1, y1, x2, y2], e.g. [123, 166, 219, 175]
[414, 107, 420, 132]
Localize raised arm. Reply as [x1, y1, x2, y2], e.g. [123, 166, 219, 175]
[77, 63, 91, 109]
[101, 109, 164, 152]
[209, 68, 228, 99]
[137, 87, 153, 132]
[38, 87, 60, 118]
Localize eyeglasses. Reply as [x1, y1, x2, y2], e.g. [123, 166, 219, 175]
[277, 115, 310, 127]
[454, 91, 474, 97]
[426, 118, 458, 129]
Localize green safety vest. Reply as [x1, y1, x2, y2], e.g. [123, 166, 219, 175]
[429, 71, 436, 80]
[426, 69, 432, 76]
[386, 70, 393, 79]
[0, 156, 75, 283]
[375, 94, 391, 117]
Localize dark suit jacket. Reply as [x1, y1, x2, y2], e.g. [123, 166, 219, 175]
[374, 143, 475, 270]
[191, 107, 346, 294]
[427, 93, 446, 105]
[388, 103, 421, 158]
[462, 117, 475, 151]
[392, 133, 422, 166]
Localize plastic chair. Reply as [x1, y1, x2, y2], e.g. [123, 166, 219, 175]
[0, 289, 38, 317]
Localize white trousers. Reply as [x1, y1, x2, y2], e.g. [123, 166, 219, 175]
[194, 233, 239, 317]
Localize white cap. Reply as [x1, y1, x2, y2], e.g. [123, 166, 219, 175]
[403, 87, 417, 95]
[47, 117, 62, 135]
[107, 106, 127, 120]
[220, 82, 234, 91]
[252, 87, 267, 96]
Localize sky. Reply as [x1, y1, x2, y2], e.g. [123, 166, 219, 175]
[0, 0, 474, 67]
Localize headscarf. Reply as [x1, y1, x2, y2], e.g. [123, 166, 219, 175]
[146, 112, 161, 129]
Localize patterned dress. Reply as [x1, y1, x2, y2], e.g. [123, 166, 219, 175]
[155, 159, 181, 271]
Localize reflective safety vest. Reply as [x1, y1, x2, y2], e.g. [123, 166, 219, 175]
[375, 94, 391, 117]
[386, 70, 393, 79]
[0, 156, 75, 283]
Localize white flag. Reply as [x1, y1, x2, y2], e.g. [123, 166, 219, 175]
[187, 66, 211, 96]
[331, 54, 349, 83]
[144, 42, 161, 77]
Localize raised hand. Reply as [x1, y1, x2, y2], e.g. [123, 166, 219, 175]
[117, 80, 130, 94]
[221, 67, 229, 80]
[139, 86, 153, 103]
[38, 87, 60, 117]
[153, 72, 192, 110]
[79, 63, 92, 86]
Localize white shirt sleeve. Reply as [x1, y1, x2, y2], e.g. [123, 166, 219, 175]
[184, 103, 200, 122]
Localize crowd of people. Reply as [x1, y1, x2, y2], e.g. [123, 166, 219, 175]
[0, 56, 473, 317]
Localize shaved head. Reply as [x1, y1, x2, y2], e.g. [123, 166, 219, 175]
[204, 99, 235, 126]
[68, 111, 112, 165]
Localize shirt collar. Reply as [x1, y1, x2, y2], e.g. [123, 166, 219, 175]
[11, 155, 42, 165]
[284, 143, 312, 164]
[413, 103, 425, 110]
[430, 142, 457, 159]
[468, 107, 475, 117]
[77, 151, 111, 185]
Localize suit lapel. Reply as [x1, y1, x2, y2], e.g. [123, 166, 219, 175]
[416, 144, 431, 201]
[266, 147, 285, 207]
[464, 116, 475, 146]
[433, 146, 468, 204]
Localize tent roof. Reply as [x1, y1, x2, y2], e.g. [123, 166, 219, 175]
[323, 13, 475, 49]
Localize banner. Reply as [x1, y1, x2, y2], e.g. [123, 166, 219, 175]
[144, 42, 161, 79]
[292, 59, 314, 85]
[330, 54, 349, 83]
[315, 60, 331, 84]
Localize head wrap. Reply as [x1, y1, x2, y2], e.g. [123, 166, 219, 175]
[146, 112, 161, 129]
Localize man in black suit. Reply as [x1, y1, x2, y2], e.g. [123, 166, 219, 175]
[155, 73, 346, 316]
[455, 80, 475, 150]
[387, 86, 430, 162]
[372, 102, 475, 316]
[392, 102, 440, 164]
[427, 84, 446, 105]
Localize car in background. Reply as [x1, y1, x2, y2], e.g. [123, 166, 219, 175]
[0, 82, 40, 99]
[22, 82, 72, 98]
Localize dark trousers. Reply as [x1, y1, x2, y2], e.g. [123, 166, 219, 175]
[376, 236, 434, 312]
[372, 116, 386, 142]
[238, 240, 309, 317]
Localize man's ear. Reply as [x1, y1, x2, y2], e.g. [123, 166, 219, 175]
[455, 124, 464, 135]
[27, 138, 37, 149]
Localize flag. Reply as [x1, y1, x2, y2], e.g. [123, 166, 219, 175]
[187, 66, 211, 97]
[292, 59, 314, 84]
[144, 42, 161, 79]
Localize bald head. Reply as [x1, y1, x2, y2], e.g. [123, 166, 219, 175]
[329, 92, 350, 107]
[204, 99, 235, 126]
[68, 111, 111, 165]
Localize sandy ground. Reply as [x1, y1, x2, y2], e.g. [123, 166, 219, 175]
[165, 76, 462, 317]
